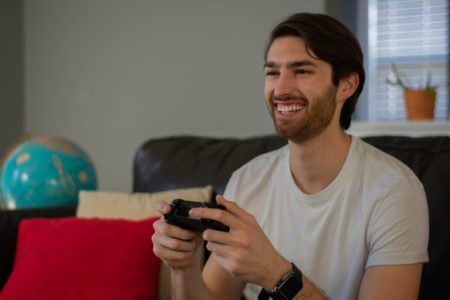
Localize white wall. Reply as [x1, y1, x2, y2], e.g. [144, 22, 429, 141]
[25, 0, 325, 191]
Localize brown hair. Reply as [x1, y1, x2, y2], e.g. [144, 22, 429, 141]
[265, 13, 365, 130]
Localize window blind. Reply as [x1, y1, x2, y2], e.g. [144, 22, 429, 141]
[367, 0, 448, 120]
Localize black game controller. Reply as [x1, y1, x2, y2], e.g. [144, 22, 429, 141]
[164, 199, 230, 232]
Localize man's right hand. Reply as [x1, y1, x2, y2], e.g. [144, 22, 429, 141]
[152, 201, 204, 270]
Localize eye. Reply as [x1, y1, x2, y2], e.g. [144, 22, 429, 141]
[295, 69, 311, 75]
[264, 69, 279, 77]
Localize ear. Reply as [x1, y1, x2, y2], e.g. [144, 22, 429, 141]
[337, 72, 359, 103]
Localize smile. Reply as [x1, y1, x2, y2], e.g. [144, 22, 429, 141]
[276, 102, 305, 114]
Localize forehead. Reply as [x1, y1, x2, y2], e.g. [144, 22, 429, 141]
[265, 36, 321, 65]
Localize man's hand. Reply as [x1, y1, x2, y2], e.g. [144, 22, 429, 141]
[151, 201, 204, 270]
[190, 195, 291, 290]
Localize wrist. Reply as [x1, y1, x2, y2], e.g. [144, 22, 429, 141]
[171, 261, 203, 283]
[263, 257, 292, 291]
[259, 262, 304, 300]
[171, 262, 201, 274]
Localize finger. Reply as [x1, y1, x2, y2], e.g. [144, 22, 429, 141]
[153, 232, 198, 252]
[154, 242, 196, 261]
[205, 240, 233, 259]
[155, 201, 172, 215]
[203, 228, 247, 249]
[189, 205, 233, 228]
[203, 229, 229, 244]
[216, 195, 251, 220]
[189, 195, 252, 229]
[153, 218, 196, 241]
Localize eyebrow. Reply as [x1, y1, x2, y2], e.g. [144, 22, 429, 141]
[263, 60, 317, 69]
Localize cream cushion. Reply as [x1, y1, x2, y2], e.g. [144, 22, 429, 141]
[76, 186, 213, 220]
[76, 185, 213, 300]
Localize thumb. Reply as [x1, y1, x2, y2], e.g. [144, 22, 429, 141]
[155, 201, 172, 216]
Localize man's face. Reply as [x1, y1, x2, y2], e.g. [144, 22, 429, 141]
[264, 36, 339, 144]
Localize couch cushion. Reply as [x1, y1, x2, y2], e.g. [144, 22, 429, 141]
[76, 185, 213, 219]
[0, 217, 160, 300]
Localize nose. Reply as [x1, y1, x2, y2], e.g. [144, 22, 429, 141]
[273, 72, 297, 99]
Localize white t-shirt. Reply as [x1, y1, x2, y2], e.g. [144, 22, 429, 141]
[223, 136, 429, 300]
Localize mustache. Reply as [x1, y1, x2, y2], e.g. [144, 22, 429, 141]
[272, 94, 309, 103]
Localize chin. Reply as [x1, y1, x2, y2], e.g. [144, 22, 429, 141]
[274, 123, 329, 144]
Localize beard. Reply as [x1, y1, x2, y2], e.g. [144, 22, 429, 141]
[269, 85, 338, 144]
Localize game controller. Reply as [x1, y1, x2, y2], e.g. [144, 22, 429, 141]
[164, 199, 230, 232]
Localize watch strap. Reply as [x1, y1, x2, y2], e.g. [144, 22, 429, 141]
[258, 263, 303, 300]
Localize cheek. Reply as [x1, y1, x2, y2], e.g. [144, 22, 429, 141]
[264, 83, 273, 101]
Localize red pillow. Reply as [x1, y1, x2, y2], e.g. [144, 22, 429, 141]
[0, 217, 161, 300]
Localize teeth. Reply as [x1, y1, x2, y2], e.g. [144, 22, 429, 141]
[277, 103, 304, 113]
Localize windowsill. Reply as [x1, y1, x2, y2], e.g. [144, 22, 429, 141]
[347, 120, 450, 137]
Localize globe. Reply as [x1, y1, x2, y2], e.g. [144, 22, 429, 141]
[0, 136, 97, 209]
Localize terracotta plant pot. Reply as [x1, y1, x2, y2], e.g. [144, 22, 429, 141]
[403, 88, 436, 120]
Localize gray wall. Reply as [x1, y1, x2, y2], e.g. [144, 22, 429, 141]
[0, 0, 23, 156]
[24, 1, 325, 192]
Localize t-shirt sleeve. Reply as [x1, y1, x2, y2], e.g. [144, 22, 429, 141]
[223, 171, 239, 203]
[366, 175, 429, 268]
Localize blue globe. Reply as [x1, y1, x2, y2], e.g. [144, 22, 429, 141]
[0, 136, 97, 209]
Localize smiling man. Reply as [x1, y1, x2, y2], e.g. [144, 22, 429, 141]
[264, 44, 338, 145]
[152, 13, 429, 300]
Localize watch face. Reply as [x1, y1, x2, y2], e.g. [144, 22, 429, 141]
[277, 273, 302, 299]
[259, 264, 303, 300]
[272, 264, 303, 300]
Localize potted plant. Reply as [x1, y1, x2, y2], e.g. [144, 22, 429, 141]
[386, 63, 437, 120]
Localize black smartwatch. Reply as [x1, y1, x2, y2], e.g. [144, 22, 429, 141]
[258, 263, 303, 300]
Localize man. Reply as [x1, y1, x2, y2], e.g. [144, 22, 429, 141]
[152, 13, 429, 299]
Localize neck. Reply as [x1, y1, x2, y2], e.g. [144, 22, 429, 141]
[288, 128, 352, 195]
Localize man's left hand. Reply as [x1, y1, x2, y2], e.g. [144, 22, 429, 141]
[189, 195, 291, 290]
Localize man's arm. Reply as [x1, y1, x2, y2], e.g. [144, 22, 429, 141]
[203, 246, 424, 300]
[152, 201, 214, 300]
[203, 252, 330, 300]
[357, 175, 427, 300]
[202, 253, 247, 299]
[170, 264, 212, 300]
[197, 195, 329, 300]
[358, 264, 423, 300]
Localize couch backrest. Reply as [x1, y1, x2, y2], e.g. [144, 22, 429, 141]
[133, 135, 287, 195]
[133, 134, 450, 299]
[362, 135, 450, 299]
